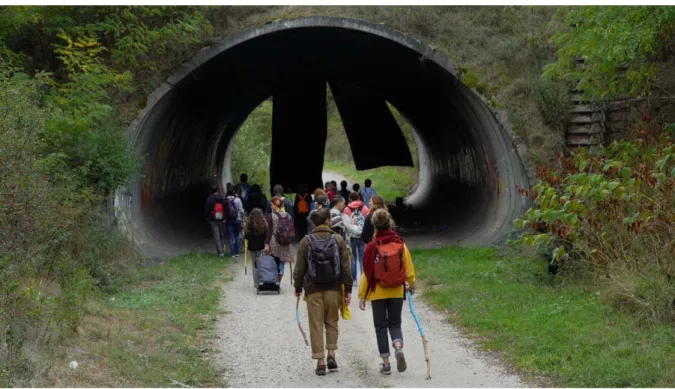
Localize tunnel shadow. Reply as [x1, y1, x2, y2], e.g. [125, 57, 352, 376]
[119, 16, 531, 260]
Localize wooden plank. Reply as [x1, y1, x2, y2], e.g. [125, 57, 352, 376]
[566, 125, 604, 135]
[566, 134, 603, 146]
[569, 115, 603, 124]
[570, 104, 597, 113]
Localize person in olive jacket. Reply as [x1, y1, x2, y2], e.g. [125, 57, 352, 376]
[293, 208, 353, 376]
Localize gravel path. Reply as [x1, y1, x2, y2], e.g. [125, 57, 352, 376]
[212, 170, 522, 387]
[213, 260, 522, 388]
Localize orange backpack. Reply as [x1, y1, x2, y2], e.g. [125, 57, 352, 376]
[374, 241, 406, 287]
[297, 194, 310, 214]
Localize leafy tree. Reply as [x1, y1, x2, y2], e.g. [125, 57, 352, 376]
[545, 6, 675, 100]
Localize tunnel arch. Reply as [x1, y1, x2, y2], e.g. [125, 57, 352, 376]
[116, 16, 532, 260]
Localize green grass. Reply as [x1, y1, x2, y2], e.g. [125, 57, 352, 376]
[39, 253, 229, 387]
[323, 160, 417, 202]
[413, 246, 675, 387]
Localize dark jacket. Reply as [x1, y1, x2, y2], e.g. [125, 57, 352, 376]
[361, 213, 374, 243]
[204, 193, 226, 219]
[339, 189, 351, 200]
[245, 191, 267, 214]
[245, 230, 267, 251]
[293, 225, 353, 296]
[265, 194, 295, 220]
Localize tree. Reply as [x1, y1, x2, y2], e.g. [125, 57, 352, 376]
[544, 6, 675, 100]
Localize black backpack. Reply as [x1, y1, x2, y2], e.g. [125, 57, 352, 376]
[306, 234, 340, 284]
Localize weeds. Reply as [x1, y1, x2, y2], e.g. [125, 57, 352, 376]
[514, 116, 675, 323]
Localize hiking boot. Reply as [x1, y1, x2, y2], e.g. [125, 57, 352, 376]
[379, 363, 391, 375]
[316, 361, 327, 376]
[395, 348, 407, 372]
[327, 355, 338, 371]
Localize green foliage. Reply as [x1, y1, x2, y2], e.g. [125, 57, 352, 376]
[414, 246, 675, 387]
[531, 77, 570, 130]
[545, 6, 675, 100]
[230, 100, 272, 191]
[513, 116, 675, 323]
[0, 31, 137, 384]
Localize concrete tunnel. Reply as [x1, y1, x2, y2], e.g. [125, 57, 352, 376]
[115, 16, 532, 260]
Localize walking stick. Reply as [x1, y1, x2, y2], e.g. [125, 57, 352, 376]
[408, 289, 431, 380]
[289, 261, 293, 286]
[244, 239, 248, 275]
[296, 295, 309, 346]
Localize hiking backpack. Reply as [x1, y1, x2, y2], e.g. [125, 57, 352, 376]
[373, 241, 406, 287]
[273, 211, 295, 245]
[297, 194, 310, 214]
[306, 234, 341, 284]
[350, 206, 366, 238]
[225, 196, 239, 221]
[211, 198, 225, 221]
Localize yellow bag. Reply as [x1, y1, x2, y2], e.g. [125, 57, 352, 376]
[340, 285, 351, 320]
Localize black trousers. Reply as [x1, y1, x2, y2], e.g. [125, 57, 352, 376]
[371, 298, 404, 357]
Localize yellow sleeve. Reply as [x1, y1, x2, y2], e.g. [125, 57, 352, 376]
[403, 244, 416, 288]
[358, 273, 369, 300]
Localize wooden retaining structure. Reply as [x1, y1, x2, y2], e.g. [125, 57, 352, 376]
[564, 59, 628, 148]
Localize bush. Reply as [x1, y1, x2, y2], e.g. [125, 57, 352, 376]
[531, 77, 570, 130]
[514, 115, 675, 323]
[0, 49, 139, 384]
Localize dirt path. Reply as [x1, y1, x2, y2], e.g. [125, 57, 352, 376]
[213, 256, 522, 387]
[322, 171, 352, 192]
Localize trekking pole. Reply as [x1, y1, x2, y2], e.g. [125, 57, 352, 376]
[408, 289, 431, 380]
[244, 239, 248, 275]
[289, 261, 293, 286]
[296, 295, 309, 346]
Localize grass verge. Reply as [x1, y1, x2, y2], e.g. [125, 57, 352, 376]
[33, 253, 229, 387]
[413, 246, 675, 387]
[323, 160, 417, 203]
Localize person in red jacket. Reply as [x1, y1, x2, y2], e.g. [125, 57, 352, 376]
[324, 182, 336, 203]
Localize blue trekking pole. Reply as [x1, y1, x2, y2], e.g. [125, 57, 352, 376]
[408, 289, 431, 380]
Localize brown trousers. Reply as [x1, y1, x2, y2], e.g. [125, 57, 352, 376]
[306, 290, 340, 359]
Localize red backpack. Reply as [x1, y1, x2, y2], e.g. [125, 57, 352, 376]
[211, 198, 224, 221]
[374, 241, 406, 287]
[297, 194, 310, 214]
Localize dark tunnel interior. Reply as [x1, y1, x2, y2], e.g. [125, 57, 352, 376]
[116, 17, 531, 260]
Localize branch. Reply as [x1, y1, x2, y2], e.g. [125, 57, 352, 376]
[652, 84, 675, 98]
[608, 96, 675, 106]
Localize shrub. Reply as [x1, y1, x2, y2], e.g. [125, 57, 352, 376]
[531, 77, 570, 131]
[514, 115, 675, 323]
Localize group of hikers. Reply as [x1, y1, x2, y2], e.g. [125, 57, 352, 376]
[205, 173, 417, 376]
